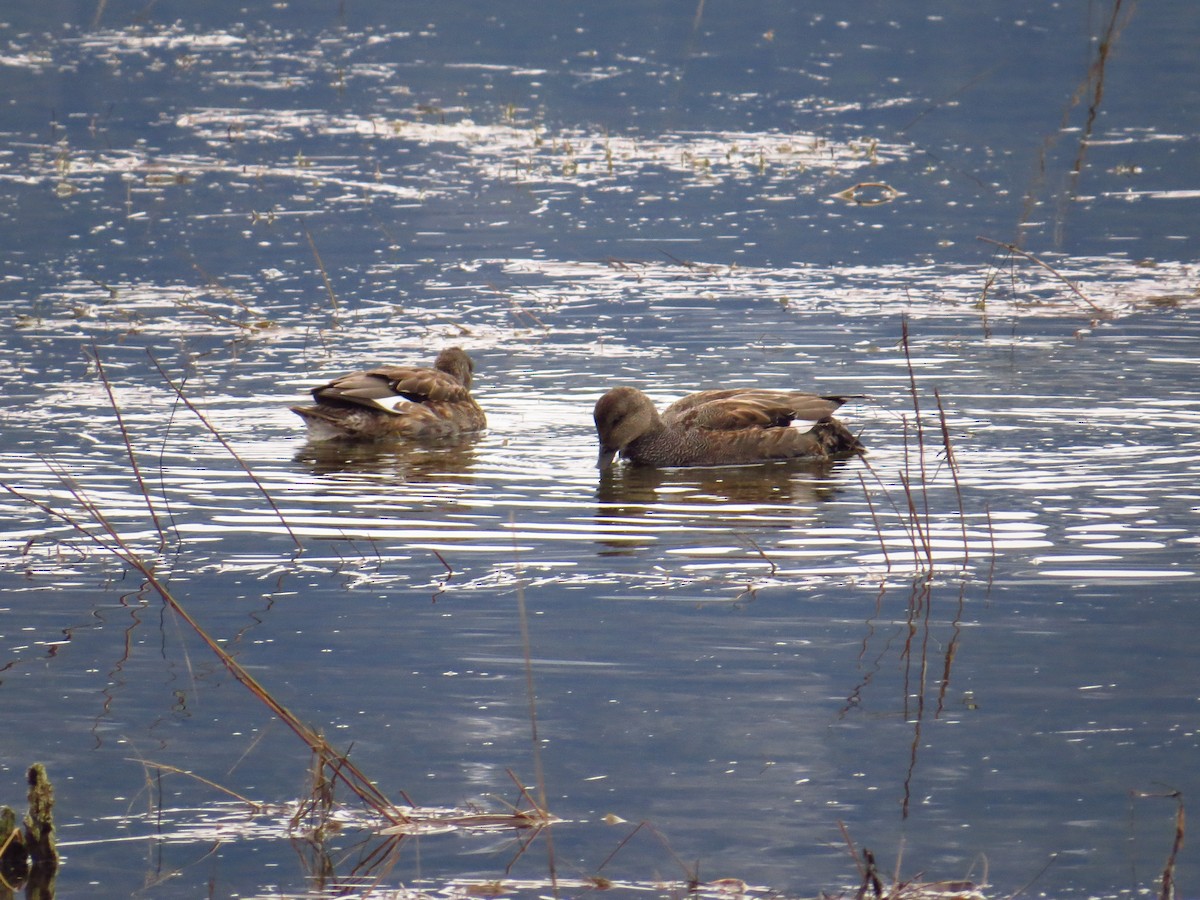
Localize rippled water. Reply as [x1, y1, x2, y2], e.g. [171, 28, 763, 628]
[2, 2, 1199, 898]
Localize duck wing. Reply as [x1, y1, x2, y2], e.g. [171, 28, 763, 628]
[313, 365, 471, 414]
[664, 390, 846, 431]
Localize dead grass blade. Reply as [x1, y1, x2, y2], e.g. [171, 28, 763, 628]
[88, 344, 169, 550]
[900, 317, 934, 569]
[977, 235, 1104, 314]
[130, 759, 265, 813]
[147, 351, 302, 552]
[933, 388, 969, 567]
[304, 225, 340, 315]
[512, 519, 559, 891]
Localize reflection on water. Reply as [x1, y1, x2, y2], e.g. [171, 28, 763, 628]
[294, 434, 482, 481]
[593, 459, 851, 555]
[597, 457, 849, 508]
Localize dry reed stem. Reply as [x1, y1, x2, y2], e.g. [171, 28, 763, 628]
[900, 317, 934, 568]
[858, 455, 921, 570]
[739, 534, 778, 575]
[512, 521, 559, 891]
[147, 352, 302, 551]
[596, 820, 694, 884]
[933, 388, 969, 566]
[186, 253, 259, 317]
[857, 472, 892, 571]
[976, 235, 1103, 314]
[2, 470, 401, 825]
[1160, 791, 1184, 900]
[1130, 789, 1186, 900]
[837, 821, 866, 877]
[90, 345, 168, 550]
[130, 760, 264, 813]
[304, 225, 340, 314]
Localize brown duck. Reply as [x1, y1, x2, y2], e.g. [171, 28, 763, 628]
[594, 386, 863, 469]
[292, 347, 486, 441]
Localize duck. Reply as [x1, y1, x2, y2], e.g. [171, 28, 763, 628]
[594, 386, 863, 469]
[291, 346, 486, 442]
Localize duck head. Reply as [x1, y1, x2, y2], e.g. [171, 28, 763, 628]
[593, 387, 659, 469]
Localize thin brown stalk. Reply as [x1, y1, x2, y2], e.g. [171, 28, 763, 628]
[1160, 791, 1184, 900]
[432, 549, 453, 577]
[1131, 789, 1186, 900]
[977, 235, 1103, 313]
[186, 253, 258, 316]
[857, 472, 892, 571]
[512, 518, 558, 892]
[984, 501, 998, 589]
[148, 352, 302, 551]
[304, 225, 340, 314]
[933, 388, 969, 566]
[898, 417, 932, 570]
[89, 344, 168, 550]
[837, 821, 866, 877]
[739, 534, 778, 575]
[859, 454, 922, 571]
[169, 294, 269, 331]
[1006, 852, 1059, 900]
[131, 760, 264, 812]
[597, 819, 693, 882]
[1, 477, 400, 823]
[900, 317, 933, 567]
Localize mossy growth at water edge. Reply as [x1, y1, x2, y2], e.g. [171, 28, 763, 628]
[23, 763, 58, 871]
[1, 763, 59, 891]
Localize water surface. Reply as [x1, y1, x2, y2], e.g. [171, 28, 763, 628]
[1, 2, 1198, 898]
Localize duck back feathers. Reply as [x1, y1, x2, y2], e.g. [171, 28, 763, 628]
[595, 386, 862, 469]
[292, 347, 485, 442]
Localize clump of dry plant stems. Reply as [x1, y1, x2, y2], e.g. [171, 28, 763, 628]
[857, 317, 974, 578]
[0, 344, 554, 849]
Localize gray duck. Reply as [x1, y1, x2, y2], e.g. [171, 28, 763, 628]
[594, 386, 862, 469]
[292, 347, 486, 441]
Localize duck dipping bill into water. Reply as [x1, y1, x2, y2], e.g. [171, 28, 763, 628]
[594, 386, 863, 469]
[292, 346, 486, 442]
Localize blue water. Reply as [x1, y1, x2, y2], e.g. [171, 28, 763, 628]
[1, 2, 1198, 897]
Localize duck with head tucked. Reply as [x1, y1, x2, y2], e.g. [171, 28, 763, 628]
[594, 386, 863, 469]
[292, 346, 486, 442]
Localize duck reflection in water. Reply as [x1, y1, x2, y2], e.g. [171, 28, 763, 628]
[594, 457, 854, 554]
[294, 434, 480, 482]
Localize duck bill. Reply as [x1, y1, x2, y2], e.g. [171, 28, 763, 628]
[596, 446, 618, 470]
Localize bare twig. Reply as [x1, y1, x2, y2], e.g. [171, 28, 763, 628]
[131, 759, 265, 812]
[739, 534, 778, 575]
[857, 472, 892, 571]
[304, 225, 340, 314]
[148, 352, 302, 551]
[900, 317, 933, 569]
[977, 235, 1103, 313]
[512, 516, 558, 891]
[934, 388, 969, 567]
[89, 344, 168, 550]
[2, 477, 401, 822]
